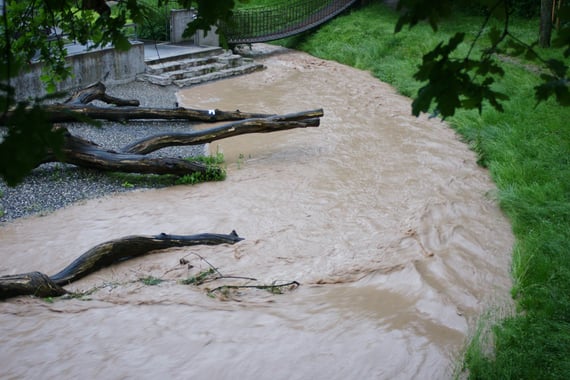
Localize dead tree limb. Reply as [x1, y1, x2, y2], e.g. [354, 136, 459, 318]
[0, 81, 276, 124]
[0, 231, 244, 300]
[208, 281, 301, 296]
[64, 81, 140, 107]
[34, 104, 278, 123]
[123, 116, 321, 155]
[51, 231, 244, 285]
[43, 129, 219, 177]
[0, 272, 68, 299]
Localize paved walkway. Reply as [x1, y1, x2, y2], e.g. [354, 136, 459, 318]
[142, 41, 219, 62]
[63, 40, 219, 63]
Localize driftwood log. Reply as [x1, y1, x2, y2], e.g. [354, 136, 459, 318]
[0, 231, 244, 300]
[23, 82, 323, 177]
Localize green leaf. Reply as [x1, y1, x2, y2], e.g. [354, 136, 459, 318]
[488, 26, 502, 46]
[545, 59, 568, 78]
[535, 76, 570, 106]
[113, 34, 131, 51]
[0, 103, 65, 186]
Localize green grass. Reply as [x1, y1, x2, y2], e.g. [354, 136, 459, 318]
[108, 153, 226, 188]
[236, 0, 286, 9]
[280, 3, 570, 378]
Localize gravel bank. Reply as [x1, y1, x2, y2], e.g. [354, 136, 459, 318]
[0, 81, 207, 223]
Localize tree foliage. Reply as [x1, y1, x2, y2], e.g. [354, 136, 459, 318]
[396, 0, 570, 117]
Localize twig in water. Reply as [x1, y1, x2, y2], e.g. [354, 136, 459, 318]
[208, 280, 300, 296]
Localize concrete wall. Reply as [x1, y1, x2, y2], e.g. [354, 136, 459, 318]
[13, 41, 145, 100]
[170, 9, 197, 43]
[170, 9, 219, 47]
[195, 26, 220, 47]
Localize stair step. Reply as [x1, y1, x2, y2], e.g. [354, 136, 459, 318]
[215, 54, 245, 68]
[138, 73, 174, 86]
[173, 62, 265, 87]
[167, 63, 225, 80]
[144, 46, 224, 66]
[138, 46, 264, 87]
[146, 56, 220, 75]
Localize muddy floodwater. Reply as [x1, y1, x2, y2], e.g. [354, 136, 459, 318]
[0, 46, 513, 379]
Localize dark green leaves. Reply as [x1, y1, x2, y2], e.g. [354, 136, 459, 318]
[0, 97, 64, 186]
[395, 0, 568, 117]
[395, 0, 454, 32]
[182, 0, 236, 38]
[535, 74, 570, 106]
[411, 33, 508, 117]
[537, 57, 570, 106]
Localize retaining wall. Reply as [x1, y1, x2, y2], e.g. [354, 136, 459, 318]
[13, 41, 145, 100]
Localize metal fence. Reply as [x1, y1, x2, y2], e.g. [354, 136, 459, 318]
[221, 0, 359, 44]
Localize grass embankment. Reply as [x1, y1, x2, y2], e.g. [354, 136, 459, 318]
[274, 3, 569, 379]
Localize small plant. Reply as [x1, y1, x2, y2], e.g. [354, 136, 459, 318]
[140, 276, 164, 286]
[106, 153, 226, 188]
[237, 153, 245, 169]
[175, 153, 227, 185]
[50, 163, 66, 181]
[180, 268, 216, 285]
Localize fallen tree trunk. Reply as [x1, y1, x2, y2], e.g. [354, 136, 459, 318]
[44, 129, 219, 177]
[0, 81, 275, 125]
[0, 231, 244, 299]
[33, 104, 279, 123]
[0, 272, 68, 299]
[123, 115, 321, 155]
[41, 112, 320, 175]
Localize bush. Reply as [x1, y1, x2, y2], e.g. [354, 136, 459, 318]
[136, 0, 173, 41]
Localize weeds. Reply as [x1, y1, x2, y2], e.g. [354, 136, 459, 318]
[180, 268, 216, 285]
[108, 153, 226, 188]
[140, 276, 164, 286]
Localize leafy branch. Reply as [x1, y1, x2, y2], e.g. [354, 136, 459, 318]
[396, 0, 570, 117]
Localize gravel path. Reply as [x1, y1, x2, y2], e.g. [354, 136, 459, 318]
[0, 81, 207, 223]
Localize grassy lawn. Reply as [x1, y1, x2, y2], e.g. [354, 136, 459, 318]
[270, 2, 570, 379]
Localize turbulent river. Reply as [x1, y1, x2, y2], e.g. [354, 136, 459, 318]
[0, 46, 513, 379]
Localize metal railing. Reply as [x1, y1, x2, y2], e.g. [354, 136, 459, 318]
[221, 0, 359, 44]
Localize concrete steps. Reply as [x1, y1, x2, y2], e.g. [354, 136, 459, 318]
[138, 47, 264, 87]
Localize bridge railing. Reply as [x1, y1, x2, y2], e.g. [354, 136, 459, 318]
[221, 0, 358, 44]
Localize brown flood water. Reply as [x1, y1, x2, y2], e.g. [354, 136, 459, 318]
[0, 46, 513, 379]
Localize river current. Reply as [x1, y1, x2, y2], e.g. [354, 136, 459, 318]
[0, 46, 513, 379]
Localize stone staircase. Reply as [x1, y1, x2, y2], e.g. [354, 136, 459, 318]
[137, 46, 264, 87]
